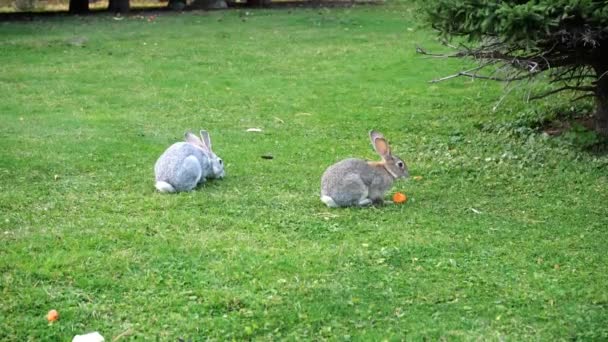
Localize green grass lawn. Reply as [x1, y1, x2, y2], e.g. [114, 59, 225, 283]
[1, 3, 608, 340]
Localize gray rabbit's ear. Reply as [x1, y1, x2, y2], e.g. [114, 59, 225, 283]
[185, 131, 206, 149]
[199, 130, 212, 151]
[369, 130, 391, 158]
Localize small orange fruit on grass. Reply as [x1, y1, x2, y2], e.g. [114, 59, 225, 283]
[393, 192, 407, 204]
[46, 309, 59, 322]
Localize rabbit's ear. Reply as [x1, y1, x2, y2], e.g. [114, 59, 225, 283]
[185, 132, 206, 149]
[200, 130, 212, 151]
[369, 130, 391, 158]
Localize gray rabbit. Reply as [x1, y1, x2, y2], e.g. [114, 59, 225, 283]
[321, 130, 408, 207]
[154, 130, 225, 193]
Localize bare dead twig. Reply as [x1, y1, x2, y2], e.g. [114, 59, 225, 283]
[112, 328, 134, 342]
[597, 70, 608, 82]
[428, 65, 485, 83]
[458, 72, 536, 82]
[415, 45, 468, 58]
[429, 66, 536, 84]
[417, 37, 602, 105]
[572, 93, 596, 102]
[493, 85, 516, 112]
[529, 85, 595, 101]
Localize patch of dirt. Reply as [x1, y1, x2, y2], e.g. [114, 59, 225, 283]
[540, 115, 596, 136]
[540, 113, 608, 154]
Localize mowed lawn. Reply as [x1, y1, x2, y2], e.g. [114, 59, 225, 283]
[1, 3, 607, 340]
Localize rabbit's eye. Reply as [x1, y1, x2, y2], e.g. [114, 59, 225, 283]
[397, 161, 404, 169]
[219, 159, 223, 165]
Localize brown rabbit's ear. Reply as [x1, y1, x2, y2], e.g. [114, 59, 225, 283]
[369, 130, 391, 158]
[185, 131, 206, 150]
[199, 130, 212, 151]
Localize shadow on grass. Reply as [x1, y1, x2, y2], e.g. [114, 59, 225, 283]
[477, 103, 608, 156]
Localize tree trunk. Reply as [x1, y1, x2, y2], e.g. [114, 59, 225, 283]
[593, 64, 608, 136]
[247, 0, 269, 7]
[108, 0, 129, 13]
[167, 0, 186, 10]
[69, 0, 89, 13]
[189, 0, 227, 9]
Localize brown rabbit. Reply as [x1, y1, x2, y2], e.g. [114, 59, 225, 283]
[320, 130, 409, 207]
